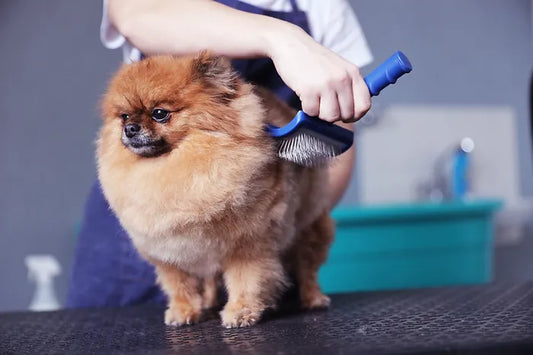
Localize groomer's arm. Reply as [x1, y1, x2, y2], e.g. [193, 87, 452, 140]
[109, 0, 281, 59]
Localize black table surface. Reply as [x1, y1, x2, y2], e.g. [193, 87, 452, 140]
[1, 282, 533, 354]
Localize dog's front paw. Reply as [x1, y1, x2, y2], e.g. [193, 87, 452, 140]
[301, 292, 331, 310]
[165, 303, 202, 326]
[220, 304, 262, 328]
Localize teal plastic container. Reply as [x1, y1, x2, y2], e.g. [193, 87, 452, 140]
[319, 199, 502, 293]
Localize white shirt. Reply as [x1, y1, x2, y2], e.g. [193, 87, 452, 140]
[101, 0, 373, 67]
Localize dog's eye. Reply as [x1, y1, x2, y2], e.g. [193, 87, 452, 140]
[152, 109, 170, 123]
[120, 113, 129, 120]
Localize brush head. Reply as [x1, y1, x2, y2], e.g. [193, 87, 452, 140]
[276, 131, 349, 167]
[268, 111, 354, 167]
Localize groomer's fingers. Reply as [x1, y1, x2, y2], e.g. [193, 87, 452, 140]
[318, 90, 340, 122]
[300, 93, 320, 117]
[335, 72, 356, 121]
[342, 75, 371, 123]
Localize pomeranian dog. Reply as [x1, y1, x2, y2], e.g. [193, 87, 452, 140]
[97, 52, 335, 328]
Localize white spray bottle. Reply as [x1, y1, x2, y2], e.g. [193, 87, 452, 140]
[25, 255, 61, 311]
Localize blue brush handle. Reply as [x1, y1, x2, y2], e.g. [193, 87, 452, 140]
[364, 51, 412, 96]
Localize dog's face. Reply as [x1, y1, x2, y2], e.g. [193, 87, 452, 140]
[101, 53, 241, 158]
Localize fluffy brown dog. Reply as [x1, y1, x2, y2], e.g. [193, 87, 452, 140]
[97, 53, 335, 328]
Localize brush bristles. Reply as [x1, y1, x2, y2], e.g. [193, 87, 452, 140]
[277, 132, 344, 167]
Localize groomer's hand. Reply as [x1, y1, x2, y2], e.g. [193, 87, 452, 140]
[267, 23, 371, 123]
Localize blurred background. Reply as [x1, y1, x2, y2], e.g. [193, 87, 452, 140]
[1, 0, 532, 311]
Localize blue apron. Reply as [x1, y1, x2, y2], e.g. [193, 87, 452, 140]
[66, 0, 310, 308]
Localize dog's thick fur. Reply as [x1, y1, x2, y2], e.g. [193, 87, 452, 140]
[97, 53, 334, 328]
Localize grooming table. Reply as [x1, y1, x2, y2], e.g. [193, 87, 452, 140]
[1, 282, 532, 354]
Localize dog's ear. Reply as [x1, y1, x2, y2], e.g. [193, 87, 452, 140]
[191, 51, 239, 99]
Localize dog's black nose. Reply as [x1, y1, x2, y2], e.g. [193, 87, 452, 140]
[124, 124, 141, 138]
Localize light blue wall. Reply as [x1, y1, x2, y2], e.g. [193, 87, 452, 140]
[0, 0, 531, 311]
